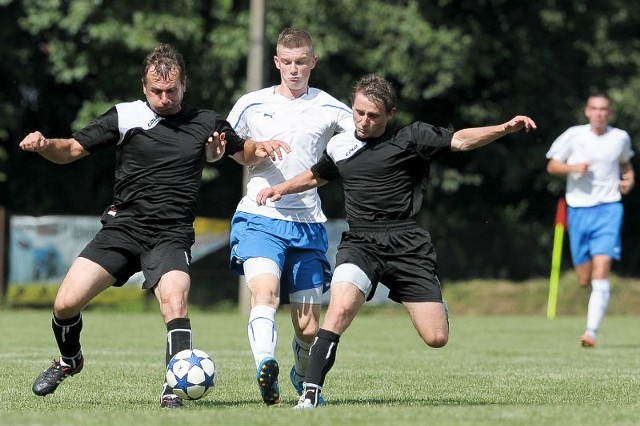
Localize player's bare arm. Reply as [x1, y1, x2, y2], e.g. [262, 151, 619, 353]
[253, 139, 291, 161]
[546, 159, 590, 176]
[19, 131, 89, 164]
[256, 169, 326, 205]
[451, 115, 537, 151]
[620, 161, 635, 195]
[232, 139, 291, 166]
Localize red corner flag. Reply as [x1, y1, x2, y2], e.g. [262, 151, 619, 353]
[554, 197, 567, 227]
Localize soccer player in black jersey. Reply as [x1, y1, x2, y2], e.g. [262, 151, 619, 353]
[20, 43, 288, 409]
[256, 73, 537, 408]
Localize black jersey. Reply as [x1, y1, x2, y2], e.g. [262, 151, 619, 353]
[311, 122, 454, 222]
[72, 100, 244, 228]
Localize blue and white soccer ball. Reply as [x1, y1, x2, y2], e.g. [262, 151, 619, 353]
[166, 349, 217, 400]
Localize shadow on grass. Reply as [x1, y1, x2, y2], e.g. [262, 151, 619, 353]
[321, 398, 510, 407]
[188, 396, 511, 408]
[600, 342, 640, 349]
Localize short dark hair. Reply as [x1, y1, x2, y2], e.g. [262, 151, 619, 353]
[587, 92, 611, 103]
[277, 28, 314, 53]
[142, 43, 187, 86]
[351, 74, 396, 113]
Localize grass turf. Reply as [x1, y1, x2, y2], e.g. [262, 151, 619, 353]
[2, 307, 640, 425]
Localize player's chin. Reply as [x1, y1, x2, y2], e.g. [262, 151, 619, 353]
[356, 129, 370, 138]
[156, 106, 180, 116]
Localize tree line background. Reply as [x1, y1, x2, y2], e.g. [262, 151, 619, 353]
[1, 0, 640, 283]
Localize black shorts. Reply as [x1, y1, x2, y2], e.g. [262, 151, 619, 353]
[79, 221, 194, 289]
[335, 220, 442, 303]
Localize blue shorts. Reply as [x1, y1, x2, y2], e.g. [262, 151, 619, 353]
[567, 202, 623, 266]
[229, 212, 331, 302]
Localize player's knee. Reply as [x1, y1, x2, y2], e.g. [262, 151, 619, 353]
[576, 273, 590, 287]
[158, 297, 188, 321]
[422, 330, 448, 348]
[53, 300, 81, 319]
[427, 335, 448, 348]
[249, 284, 280, 307]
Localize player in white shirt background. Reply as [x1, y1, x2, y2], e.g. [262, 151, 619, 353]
[546, 93, 635, 347]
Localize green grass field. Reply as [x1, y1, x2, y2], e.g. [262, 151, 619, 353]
[2, 306, 640, 426]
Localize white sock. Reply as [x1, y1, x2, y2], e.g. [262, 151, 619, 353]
[248, 305, 277, 368]
[292, 335, 311, 381]
[585, 279, 611, 338]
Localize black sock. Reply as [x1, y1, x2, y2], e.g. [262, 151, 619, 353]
[304, 328, 340, 389]
[165, 317, 192, 365]
[52, 314, 83, 367]
[163, 317, 192, 397]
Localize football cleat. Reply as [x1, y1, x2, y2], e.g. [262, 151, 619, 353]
[289, 366, 304, 394]
[579, 334, 596, 347]
[257, 357, 280, 405]
[160, 395, 184, 409]
[290, 366, 325, 405]
[293, 382, 323, 409]
[294, 396, 316, 410]
[32, 356, 84, 396]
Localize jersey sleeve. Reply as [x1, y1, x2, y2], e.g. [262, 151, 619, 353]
[310, 151, 340, 181]
[409, 122, 454, 160]
[620, 130, 634, 162]
[72, 106, 120, 153]
[226, 95, 250, 139]
[333, 101, 355, 134]
[546, 127, 575, 162]
[215, 118, 246, 156]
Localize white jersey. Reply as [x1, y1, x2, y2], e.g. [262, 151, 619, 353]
[227, 86, 354, 222]
[546, 124, 634, 207]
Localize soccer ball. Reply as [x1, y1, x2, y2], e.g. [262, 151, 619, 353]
[166, 349, 217, 400]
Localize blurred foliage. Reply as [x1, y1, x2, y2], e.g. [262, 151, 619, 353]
[2, 0, 640, 280]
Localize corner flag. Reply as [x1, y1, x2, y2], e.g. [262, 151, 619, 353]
[547, 197, 567, 319]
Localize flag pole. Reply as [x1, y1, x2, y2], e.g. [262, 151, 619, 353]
[547, 197, 567, 319]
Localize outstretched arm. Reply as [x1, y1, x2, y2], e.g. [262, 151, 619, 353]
[19, 131, 88, 164]
[231, 139, 291, 166]
[256, 170, 327, 205]
[451, 115, 537, 151]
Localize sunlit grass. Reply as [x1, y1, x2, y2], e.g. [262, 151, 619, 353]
[3, 307, 640, 425]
